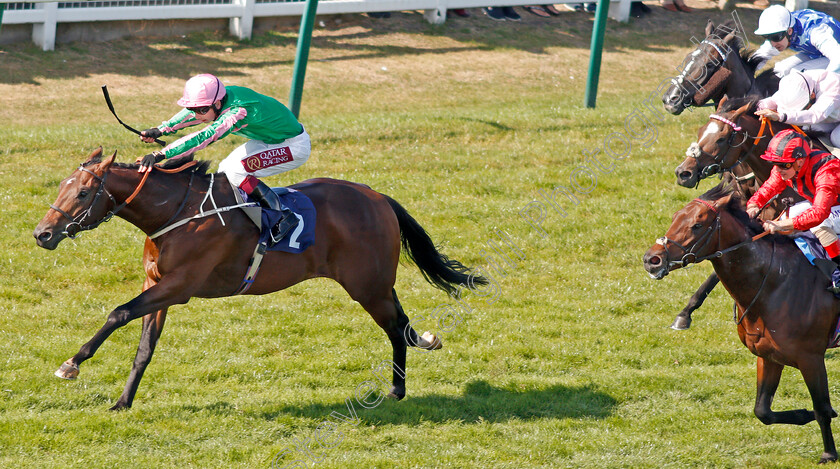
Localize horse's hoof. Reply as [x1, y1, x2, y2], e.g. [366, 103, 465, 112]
[818, 452, 837, 464]
[386, 387, 405, 400]
[54, 359, 79, 380]
[420, 331, 442, 350]
[109, 401, 131, 412]
[670, 316, 691, 331]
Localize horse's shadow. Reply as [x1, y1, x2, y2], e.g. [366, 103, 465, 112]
[246, 380, 616, 425]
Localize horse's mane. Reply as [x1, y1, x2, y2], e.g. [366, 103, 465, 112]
[710, 20, 744, 52]
[84, 154, 213, 177]
[697, 183, 779, 238]
[718, 95, 760, 114]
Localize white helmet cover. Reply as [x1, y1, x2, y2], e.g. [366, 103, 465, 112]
[755, 5, 794, 36]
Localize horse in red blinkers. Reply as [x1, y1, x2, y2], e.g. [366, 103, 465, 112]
[33, 148, 486, 410]
[643, 184, 840, 464]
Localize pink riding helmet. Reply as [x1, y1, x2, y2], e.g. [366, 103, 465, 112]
[177, 74, 226, 107]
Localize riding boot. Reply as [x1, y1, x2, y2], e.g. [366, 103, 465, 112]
[815, 256, 840, 294]
[248, 181, 298, 245]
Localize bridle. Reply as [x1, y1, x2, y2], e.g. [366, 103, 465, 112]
[654, 197, 778, 324]
[48, 163, 153, 239]
[668, 38, 732, 110]
[686, 113, 757, 182]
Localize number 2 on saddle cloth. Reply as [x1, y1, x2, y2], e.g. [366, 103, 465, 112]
[243, 186, 317, 253]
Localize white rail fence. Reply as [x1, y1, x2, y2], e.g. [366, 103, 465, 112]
[1, 0, 630, 51]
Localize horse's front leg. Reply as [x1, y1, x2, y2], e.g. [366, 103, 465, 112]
[799, 356, 838, 464]
[54, 275, 194, 382]
[671, 272, 718, 330]
[753, 357, 815, 425]
[109, 308, 167, 411]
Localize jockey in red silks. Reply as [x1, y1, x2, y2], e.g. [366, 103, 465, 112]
[747, 129, 840, 289]
[138, 73, 310, 244]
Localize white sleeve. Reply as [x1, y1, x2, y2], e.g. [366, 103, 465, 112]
[783, 73, 840, 126]
[753, 40, 780, 71]
[811, 24, 840, 73]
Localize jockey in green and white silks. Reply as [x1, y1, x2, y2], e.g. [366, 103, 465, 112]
[138, 74, 310, 244]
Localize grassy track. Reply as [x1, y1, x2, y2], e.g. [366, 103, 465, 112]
[3, 4, 840, 468]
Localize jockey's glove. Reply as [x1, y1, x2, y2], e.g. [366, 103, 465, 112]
[141, 128, 163, 139]
[138, 152, 165, 170]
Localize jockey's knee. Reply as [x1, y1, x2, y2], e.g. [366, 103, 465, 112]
[813, 226, 839, 247]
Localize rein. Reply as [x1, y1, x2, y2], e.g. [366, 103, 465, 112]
[656, 198, 783, 324]
[49, 160, 197, 239]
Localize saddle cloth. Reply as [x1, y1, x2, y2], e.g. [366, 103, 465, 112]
[793, 232, 840, 347]
[235, 186, 317, 254]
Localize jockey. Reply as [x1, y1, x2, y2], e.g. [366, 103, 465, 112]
[755, 69, 840, 147]
[746, 129, 840, 288]
[138, 74, 310, 245]
[754, 5, 840, 77]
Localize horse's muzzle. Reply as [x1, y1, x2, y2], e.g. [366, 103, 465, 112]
[33, 224, 64, 250]
[643, 247, 670, 280]
[675, 161, 699, 188]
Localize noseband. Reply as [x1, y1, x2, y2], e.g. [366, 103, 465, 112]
[48, 164, 151, 239]
[49, 166, 118, 239]
[686, 113, 756, 182]
[668, 39, 731, 110]
[655, 199, 723, 269]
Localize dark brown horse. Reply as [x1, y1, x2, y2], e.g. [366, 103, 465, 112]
[643, 184, 840, 464]
[33, 148, 486, 410]
[662, 20, 779, 115]
[670, 96, 810, 330]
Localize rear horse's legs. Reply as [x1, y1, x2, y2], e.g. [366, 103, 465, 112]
[357, 289, 440, 400]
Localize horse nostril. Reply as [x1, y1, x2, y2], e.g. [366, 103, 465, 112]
[37, 231, 52, 242]
[648, 255, 661, 266]
[678, 170, 693, 181]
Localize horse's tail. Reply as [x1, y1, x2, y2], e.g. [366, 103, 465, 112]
[384, 196, 488, 294]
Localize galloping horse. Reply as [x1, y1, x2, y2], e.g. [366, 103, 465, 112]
[33, 148, 486, 410]
[643, 185, 840, 464]
[669, 96, 812, 329]
[662, 20, 779, 115]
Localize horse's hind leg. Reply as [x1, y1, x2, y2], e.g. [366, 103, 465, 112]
[799, 357, 838, 463]
[358, 291, 409, 400]
[671, 272, 718, 330]
[110, 307, 168, 411]
[753, 357, 814, 425]
[394, 289, 441, 351]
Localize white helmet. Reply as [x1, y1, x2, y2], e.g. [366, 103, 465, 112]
[755, 5, 794, 36]
[774, 71, 814, 111]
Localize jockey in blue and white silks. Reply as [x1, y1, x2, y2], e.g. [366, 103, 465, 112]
[754, 5, 840, 77]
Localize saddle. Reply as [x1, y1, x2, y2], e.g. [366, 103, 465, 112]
[230, 182, 316, 254]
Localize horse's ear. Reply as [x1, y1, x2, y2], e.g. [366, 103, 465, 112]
[705, 20, 715, 38]
[87, 146, 104, 163]
[733, 100, 753, 118]
[717, 95, 729, 110]
[98, 150, 117, 172]
[722, 31, 736, 45]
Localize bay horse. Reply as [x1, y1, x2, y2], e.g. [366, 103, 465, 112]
[643, 184, 840, 464]
[662, 20, 779, 115]
[33, 147, 486, 410]
[670, 96, 812, 330]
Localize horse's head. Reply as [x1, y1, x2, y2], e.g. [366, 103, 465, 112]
[663, 20, 742, 115]
[34, 147, 117, 250]
[675, 96, 758, 187]
[644, 185, 740, 279]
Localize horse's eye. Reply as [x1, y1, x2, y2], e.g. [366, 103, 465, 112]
[692, 223, 704, 231]
[78, 190, 89, 199]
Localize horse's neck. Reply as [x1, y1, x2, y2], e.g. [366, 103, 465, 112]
[107, 167, 224, 235]
[724, 51, 753, 97]
[710, 215, 778, 303]
[739, 115, 776, 184]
